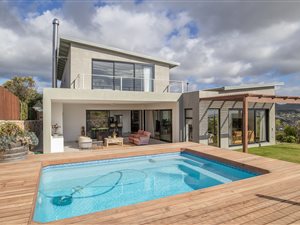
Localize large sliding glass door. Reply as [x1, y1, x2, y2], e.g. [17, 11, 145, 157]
[229, 110, 243, 145]
[184, 109, 193, 142]
[255, 110, 267, 142]
[131, 110, 141, 133]
[229, 109, 268, 146]
[207, 109, 220, 147]
[248, 110, 255, 143]
[152, 110, 172, 142]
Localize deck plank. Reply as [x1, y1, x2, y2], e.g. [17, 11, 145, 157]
[0, 143, 300, 225]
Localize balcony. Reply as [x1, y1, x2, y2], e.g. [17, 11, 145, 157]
[69, 74, 190, 93]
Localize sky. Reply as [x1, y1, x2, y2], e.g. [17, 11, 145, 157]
[0, 0, 299, 95]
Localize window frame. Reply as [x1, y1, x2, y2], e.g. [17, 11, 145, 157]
[207, 108, 220, 147]
[91, 59, 155, 91]
[228, 108, 269, 147]
[150, 109, 173, 143]
[184, 108, 193, 142]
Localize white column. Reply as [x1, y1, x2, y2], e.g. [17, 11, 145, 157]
[50, 102, 64, 153]
[43, 95, 52, 153]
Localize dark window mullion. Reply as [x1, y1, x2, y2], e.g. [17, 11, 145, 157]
[113, 62, 115, 90]
[133, 63, 136, 91]
[254, 109, 257, 143]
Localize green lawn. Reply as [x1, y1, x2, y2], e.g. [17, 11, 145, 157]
[236, 143, 300, 164]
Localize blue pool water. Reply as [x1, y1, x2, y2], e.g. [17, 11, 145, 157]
[34, 152, 258, 223]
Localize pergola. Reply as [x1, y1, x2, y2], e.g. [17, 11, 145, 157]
[200, 94, 300, 153]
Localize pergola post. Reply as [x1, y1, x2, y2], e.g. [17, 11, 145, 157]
[242, 97, 248, 153]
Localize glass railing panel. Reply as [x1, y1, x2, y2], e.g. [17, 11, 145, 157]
[72, 74, 188, 93]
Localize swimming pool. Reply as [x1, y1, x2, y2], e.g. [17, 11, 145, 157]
[33, 152, 258, 223]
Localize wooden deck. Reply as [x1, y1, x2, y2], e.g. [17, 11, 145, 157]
[1, 142, 300, 225]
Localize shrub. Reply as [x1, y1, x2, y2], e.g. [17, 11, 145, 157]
[0, 136, 14, 150]
[276, 133, 285, 142]
[26, 131, 39, 146]
[0, 122, 38, 151]
[284, 126, 297, 137]
[0, 122, 23, 137]
[283, 135, 297, 143]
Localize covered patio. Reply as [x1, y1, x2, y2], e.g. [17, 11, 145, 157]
[43, 88, 181, 153]
[201, 93, 300, 153]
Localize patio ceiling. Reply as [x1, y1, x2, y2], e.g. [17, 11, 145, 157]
[200, 93, 300, 153]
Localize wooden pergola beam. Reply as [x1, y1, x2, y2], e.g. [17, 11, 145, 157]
[200, 94, 300, 104]
[242, 97, 248, 153]
[247, 96, 300, 104]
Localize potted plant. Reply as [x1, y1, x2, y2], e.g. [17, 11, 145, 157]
[0, 122, 39, 162]
[112, 130, 117, 139]
[52, 123, 61, 137]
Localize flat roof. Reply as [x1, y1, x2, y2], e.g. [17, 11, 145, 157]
[204, 83, 284, 92]
[57, 37, 180, 80]
[200, 93, 300, 104]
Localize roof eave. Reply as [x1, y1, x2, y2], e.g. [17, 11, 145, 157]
[59, 36, 180, 67]
[204, 83, 285, 92]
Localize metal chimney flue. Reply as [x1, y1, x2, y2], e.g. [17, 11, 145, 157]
[52, 18, 59, 88]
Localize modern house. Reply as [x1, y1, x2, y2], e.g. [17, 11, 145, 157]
[43, 36, 283, 153]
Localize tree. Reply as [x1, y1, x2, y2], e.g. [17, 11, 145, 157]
[3, 76, 37, 103]
[2, 76, 40, 120]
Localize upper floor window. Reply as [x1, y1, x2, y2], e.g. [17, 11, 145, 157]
[92, 60, 154, 92]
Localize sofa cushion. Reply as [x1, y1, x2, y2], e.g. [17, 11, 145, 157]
[142, 131, 151, 137]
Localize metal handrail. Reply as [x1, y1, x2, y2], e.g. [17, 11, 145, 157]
[70, 74, 188, 93]
[87, 73, 185, 83]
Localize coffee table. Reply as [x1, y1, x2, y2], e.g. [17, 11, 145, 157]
[104, 137, 123, 147]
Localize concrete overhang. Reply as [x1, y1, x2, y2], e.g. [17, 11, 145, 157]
[204, 82, 284, 92]
[43, 88, 182, 104]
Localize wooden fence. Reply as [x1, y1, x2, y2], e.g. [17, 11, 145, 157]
[0, 87, 20, 120]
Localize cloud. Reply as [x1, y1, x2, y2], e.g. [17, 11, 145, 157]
[0, 0, 299, 96]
